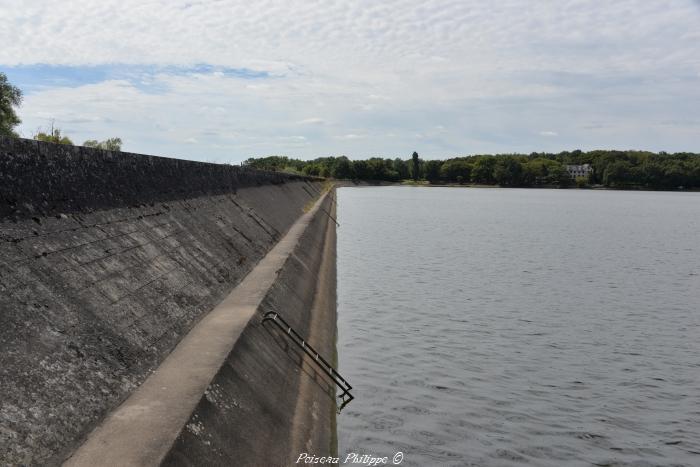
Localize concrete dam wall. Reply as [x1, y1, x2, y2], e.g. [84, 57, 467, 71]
[0, 138, 338, 465]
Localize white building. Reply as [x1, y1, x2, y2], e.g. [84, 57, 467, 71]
[565, 164, 593, 179]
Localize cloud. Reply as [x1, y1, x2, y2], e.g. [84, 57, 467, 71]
[278, 135, 307, 141]
[297, 118, 325, 125]
[539, 131, 558, 137]
[1, 0, 699, 159]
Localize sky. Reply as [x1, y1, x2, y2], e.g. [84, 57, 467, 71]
[1, 0, 699, 163]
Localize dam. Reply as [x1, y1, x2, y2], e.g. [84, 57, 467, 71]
[0, 137, 339, 466]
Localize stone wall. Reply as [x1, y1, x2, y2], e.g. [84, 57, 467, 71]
[0, 137, 310, 220]
[0, 138, 323, 465]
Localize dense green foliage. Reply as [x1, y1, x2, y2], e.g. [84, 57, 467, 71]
[33, 128, 124, 150]
[34, 128, 73, 145]
[245, 150, 700, 189]
[84, 137, 123, 151]
[0, 72, 22, 137]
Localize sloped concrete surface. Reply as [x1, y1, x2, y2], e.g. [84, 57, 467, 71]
[65, 192, 335, 467]
[161, 192, 337, 467]
[0, 138, 323, 465]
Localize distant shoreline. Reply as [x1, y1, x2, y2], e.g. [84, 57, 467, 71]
[245, 153, 700, 192]
[340, 180, 700, 193]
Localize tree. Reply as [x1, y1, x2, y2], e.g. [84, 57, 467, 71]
[440, 159, 472, 183]
[554, 165, 573, 187]
[84, 137, 122, 151]
[392, 158, 409, 179]
[424, 160, 443, 183]
[331, 156, 353, 179]
[662, 161, 689, 188]
[522, 159, 546, 185]
[241, 149, 700, 189]
[603, 160, 632, 187]
[0, 72, 22, 137]
[471, 156, 496, 184]
[493, 157, 523, 186]
[411, 151, 420, 181]
[302, 163, 321, 176]
[34, 127, 73, 145]
[366, 157, 388, 180]
[639, 161, 664, 187]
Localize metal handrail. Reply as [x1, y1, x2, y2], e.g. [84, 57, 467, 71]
[320, 207, 340, 227]
[262, 311, 353, 412]
[321, 191, 339, 226]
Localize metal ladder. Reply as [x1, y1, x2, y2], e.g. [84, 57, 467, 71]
[262, 311, 353, 412]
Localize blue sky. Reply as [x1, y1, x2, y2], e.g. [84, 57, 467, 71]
[1, 0, 699, 163]
[3, 65, 270, 93]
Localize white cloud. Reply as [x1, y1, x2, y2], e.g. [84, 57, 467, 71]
[297, 118, 325, 125]
[2, 0, 699, 159]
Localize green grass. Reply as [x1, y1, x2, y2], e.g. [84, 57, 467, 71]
[399, 179, 429, 186]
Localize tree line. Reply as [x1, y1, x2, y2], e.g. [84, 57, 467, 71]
[244, 150, 700, 189]
[33, 126, 122, 151]
[1, 72, 122, 150]
[3, 71, 699, 189]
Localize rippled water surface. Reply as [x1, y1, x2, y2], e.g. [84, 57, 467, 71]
[336, 187, 700, 467]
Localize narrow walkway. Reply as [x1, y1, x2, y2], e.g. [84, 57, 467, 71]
[64, 192, 330, 467]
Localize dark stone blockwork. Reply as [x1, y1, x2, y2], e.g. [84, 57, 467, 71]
[0, 137, 315, 220]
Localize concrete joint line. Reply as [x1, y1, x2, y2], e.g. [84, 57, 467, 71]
[63, 192, 331, 467]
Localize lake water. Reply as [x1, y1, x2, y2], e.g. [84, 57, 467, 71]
[336, 187, 700, 467]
